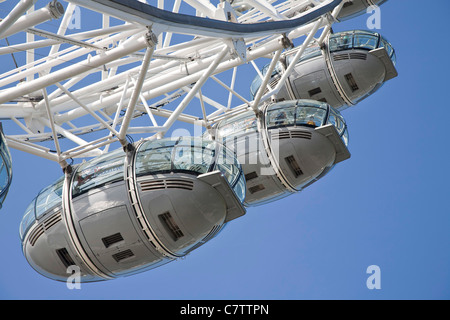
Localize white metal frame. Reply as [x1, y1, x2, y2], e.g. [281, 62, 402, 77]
[0, 0, 347, 169]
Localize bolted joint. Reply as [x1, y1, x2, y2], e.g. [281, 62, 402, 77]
[62, 164, 73, 175]
[145, 30, 158, 48]
[47, 0, 65, 19]
[123, 142, 135, 154]
[279, 34, 293, 50]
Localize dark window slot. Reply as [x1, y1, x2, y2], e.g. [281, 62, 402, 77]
[344, 73, 359, 92]
[245, 171, 258, 181]
[159, 212, 184, 241]
[56, 248, 76, 268]
[102, 233, 124, 248]
[285, 155, 303, 178]
[248, 184, 265, 194]
[112, 249, 134, 262]
[308, 87, 322, 97]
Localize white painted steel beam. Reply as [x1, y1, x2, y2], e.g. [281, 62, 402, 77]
[0, 0, 37, 38]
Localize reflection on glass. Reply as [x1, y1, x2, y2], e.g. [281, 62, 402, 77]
[250, 62, 284, 98]
[265, 100, 349, 146]
[72, 148, 125, 197]
[0, 131, 12, 208]
[217, 111, 257, 138]
[329, 30, 396, 65]
[35, 176, 64, 219]
[20, 200, 36, 240]
[136, 137, 246, 203]
[266, 100, 328, 129]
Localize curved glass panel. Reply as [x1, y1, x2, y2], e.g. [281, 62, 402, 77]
[250, 62, 284, 98]
[329, 31, 354, 51]
[0, 131, 12, 208]
[328, 107, 349, 145]
[266, 100, 349, 146]
[136, 137, 246, 203]
[20, 199, 36, 240]
[21, 175, 65, 239]
[266, 102, 297, 128]
[72, 148, 125, 197]
[35, 176, 64, 219]
[329, 30, 396, 65]
[297, 43, 322, 62]
[136, 137, 215, 177]
[296, 105, 327, 127]
[217, 111, 257, 139]
[266, 100, 328, 129]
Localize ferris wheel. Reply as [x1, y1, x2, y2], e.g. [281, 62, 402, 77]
[0, 0, 367, 168]
[0, 0, 397, 282]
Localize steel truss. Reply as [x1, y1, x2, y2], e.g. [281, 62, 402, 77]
[0, 0, 347, 169]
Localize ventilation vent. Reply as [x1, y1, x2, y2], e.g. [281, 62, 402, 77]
[349, 52, 367, 60]
[140, 179, 165, 191]
[333, 53, 349, 61]
[56, 248, 76, 268]
[285, 155, 303, 178]
[112, 249, 134, 262]
[289, 129, 312, 140]
[245, 171, 258, 181]
[271, 131, 291, 140]
[344, 73, 359, 92]
[28, 225, 44, 246]
[248, 184, 265, 194]
[159, 212, 184, 241]
[308, 87, 322, 97]
[44, 212, 62, 231]
[271, 129, 312, 140]
[140, 179, 194, 192]
[102, 233, 124, 248]
[166, 179, 194, 190]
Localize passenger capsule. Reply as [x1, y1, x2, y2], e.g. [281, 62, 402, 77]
[250, 30, 397, 110]
[0, 130, 12, 209]
[337, 0, 388, 21]
[20, 137, 246, 282]
[213, 99, 350, 206]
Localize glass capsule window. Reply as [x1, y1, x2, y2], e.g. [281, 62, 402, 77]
[72, 147, 125, 197]
[266, 100, 349, 146]
[135, 137, 246, 203]
[266, 100, 328, 129]
[250, 61, 284, 98]
[0, 132, 12, 208]
[217, 111, 258, 139]
[19, 176, 64, 239]
[329, 30, 396, 65]
[20, 199, 36, 240]
[35, 176, 64, 219]
[297, 43, 322, 62]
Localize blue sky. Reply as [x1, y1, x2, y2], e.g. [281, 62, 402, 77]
[0, 0, 449, 300]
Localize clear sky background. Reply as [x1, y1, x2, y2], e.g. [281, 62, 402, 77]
[0, 0, 449, 300]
